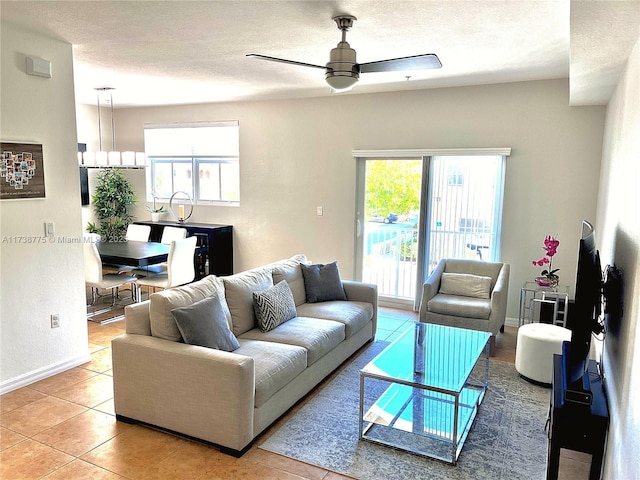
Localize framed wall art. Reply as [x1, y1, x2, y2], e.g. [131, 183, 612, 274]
[1, 142, 45, 200]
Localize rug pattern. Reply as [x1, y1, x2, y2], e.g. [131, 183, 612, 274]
[260, 341, 550, 480]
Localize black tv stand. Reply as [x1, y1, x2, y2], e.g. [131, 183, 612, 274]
[547, 355, 609, 480]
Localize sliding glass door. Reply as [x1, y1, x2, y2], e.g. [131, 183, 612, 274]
[355, 150, 508, 309]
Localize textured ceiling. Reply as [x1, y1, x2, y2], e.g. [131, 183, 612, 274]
[1, 1, 638, 107]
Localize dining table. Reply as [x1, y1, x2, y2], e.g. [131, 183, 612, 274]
[97, 240, 171, 268]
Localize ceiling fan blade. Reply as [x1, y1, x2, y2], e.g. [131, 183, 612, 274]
[246, 54, 326, 70]
[359, 54, 442, 74]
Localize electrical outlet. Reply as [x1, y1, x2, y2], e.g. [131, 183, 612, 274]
[316, 206, 323, 216]
[51, 314, 60, 328]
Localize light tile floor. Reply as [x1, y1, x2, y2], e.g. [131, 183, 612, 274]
[1, 306, 591, 479]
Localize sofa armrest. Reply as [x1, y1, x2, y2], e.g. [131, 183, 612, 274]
[488, 263, 510, 333]
[419, 258, 446, 322]
[342, 280, 378, 335]
[111, 334, 255, 452]
[124, 300, 152, 335]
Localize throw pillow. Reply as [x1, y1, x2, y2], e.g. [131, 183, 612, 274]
[171, 293, 240, 352]
[301, 261, 347, 303]
[439, 272, 492, 299]
[253, 280, 297, 332]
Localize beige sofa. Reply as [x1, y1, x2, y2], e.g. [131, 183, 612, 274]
[418, 258, 510, 355]
[111, 255, 377, 456]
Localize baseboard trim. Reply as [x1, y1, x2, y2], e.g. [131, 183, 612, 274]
[0, 352, 92, 395]
[505, 316, 519, 328]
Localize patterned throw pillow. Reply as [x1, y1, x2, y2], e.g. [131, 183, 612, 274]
[253, 280, 297, 332]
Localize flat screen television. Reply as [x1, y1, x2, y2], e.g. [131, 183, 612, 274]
[566, 220, 603, 383]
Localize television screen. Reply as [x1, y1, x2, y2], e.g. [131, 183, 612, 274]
[566, 220, 602, 383]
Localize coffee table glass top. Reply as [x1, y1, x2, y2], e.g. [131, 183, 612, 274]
[359, 322, 491, 463]
[362, 322, 490, 393]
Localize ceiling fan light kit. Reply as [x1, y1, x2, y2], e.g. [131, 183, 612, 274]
[248, 14, 441, 92]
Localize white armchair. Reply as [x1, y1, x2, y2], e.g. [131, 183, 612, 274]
[418, 258, 510, 355]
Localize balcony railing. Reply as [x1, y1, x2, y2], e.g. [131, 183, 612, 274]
[362, 224, 495, 302]
[363, 224, 418, 300]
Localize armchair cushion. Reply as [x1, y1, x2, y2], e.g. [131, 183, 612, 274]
[439, 272, 492, 299]
[427, 294, 491, 319]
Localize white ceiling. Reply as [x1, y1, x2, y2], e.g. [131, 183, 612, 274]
[2, 1, 638, 108]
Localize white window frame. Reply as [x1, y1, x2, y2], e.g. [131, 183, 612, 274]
[144, 121, 240, 206]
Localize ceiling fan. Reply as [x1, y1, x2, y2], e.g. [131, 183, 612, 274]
[247, 15, 442, 91]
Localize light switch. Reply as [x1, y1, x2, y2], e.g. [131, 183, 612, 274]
[316, 206, 323, 216]
[45, 222, 54, 238]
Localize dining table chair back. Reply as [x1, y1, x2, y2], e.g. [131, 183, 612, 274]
[126, 224, 151, 242]
[167, 236, 198, 287]
[136, 236, 197, 294]
[160, 226, 187, 244]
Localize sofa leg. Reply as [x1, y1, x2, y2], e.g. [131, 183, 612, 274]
[499, 324, 505, 334]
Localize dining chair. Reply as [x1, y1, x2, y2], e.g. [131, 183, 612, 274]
[126, 224, 151, 241]
[136, 236, 197, 298]
[103, 224, 153, 274]
[133, 225, 188, 276]
[84, 234, 139, 307]
[160, 226, 187, 244]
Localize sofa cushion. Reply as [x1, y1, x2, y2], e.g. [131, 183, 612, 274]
[296, 301, 373, 338]
[224, 269, 274, 337]
[427, 294, 491, 319]
[235, 339, 307, 407]
[439, 272, 492, 299]
[253, 280, 297, 332]
[271, 254, 308, 306]
[301, 261, 347, 303]
[239, 317, 345, 365]
[149, 275, 229, 342]
[171, 294, 240, 352]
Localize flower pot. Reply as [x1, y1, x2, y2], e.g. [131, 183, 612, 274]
[534, 276, 558, 288]
[150, 212, 161, 222]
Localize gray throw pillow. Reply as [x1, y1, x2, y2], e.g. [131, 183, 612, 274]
[171, 293, 240, 352]
[300, 261, 347, 303]
[253, 280, 297, 332]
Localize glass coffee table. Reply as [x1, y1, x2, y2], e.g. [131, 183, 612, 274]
[359, 322, 490, 464]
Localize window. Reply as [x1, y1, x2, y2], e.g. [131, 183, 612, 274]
[144, 122, 239, 205]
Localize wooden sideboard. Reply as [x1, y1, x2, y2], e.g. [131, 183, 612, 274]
[134, 220, 233, 279]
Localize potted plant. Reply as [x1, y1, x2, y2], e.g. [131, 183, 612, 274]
[147, 192, 165, 222]
[87, 169, 136, 241]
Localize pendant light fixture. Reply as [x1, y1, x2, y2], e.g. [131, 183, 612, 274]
[80, 87, 146, 167]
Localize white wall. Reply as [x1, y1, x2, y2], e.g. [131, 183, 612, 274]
[95, 79, 606, 320]
[0, 22, 90, 391]
[598, 34, 640, 479]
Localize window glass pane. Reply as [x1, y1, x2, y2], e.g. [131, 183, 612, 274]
[173, 162, 193, 198]
[152, 162, 173, 198]
[198, 163, 221, 201]
[220, 162, 240, 202]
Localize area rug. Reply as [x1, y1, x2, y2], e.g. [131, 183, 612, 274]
[259, 341, 550, 480]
